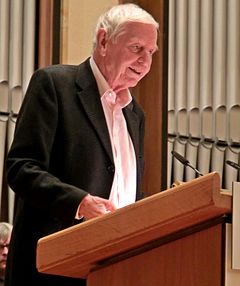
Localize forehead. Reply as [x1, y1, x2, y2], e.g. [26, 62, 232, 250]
[0, 234, 10, 243]
[0, 238, 8, 244]
[117, 21, 158, 44]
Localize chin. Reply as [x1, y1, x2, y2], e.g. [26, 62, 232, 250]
[129, 80, 140, 88]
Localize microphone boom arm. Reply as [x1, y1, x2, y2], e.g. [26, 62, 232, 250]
[171, 151, 203, 177]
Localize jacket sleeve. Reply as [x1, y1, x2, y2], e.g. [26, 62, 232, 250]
[6, 67, 87, 223]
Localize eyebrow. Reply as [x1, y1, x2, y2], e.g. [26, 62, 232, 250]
[129, 39, 159, 51]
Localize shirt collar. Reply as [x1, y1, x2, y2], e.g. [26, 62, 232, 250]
[90, 57, 109, 96]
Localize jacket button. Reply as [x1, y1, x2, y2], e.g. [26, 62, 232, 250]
[107, 165, 115, 173]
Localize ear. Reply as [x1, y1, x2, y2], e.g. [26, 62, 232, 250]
[96, 28, 108, 56]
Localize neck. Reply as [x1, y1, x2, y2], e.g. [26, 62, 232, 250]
[0, 269, 4, 280]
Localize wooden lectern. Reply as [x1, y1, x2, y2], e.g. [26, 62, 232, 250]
[37, 172, 232, 286]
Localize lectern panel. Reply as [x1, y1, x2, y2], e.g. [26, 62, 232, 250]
[88, 224, 224, 286]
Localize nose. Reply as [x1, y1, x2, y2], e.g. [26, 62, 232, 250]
[0, 243, 9, 255]
[137, 51, 152, 66]
[2, 245, 9, 255]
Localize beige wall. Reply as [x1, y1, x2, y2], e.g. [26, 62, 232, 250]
[60, 0, 118, 64]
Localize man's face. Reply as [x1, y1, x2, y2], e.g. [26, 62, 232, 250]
[101, 21, 158, 93]
[0, 237, 10, 274]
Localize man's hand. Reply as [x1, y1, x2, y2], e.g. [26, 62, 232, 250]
[78, 194, 117, 220]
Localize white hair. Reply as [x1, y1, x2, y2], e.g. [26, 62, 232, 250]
[0, 222, 12, 241]
[93, 3, 159, 50]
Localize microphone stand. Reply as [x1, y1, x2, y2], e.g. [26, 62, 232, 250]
[226, 160, 240, 171]
[171, 150, 203, 177]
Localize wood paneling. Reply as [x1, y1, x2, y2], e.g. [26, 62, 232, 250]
[38, 0, 54, 68]
[88, 224, 224, 286]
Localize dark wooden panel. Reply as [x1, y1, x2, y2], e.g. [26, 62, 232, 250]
[38, 0, 54, 68]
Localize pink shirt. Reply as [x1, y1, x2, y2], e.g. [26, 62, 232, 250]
[90, 58, 137, 208]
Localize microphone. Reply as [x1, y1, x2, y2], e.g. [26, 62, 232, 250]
[171, 150, 203, 177]
[226, 160, 240, 170]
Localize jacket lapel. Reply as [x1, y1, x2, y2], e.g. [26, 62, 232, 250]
[123, 102, 140, 158]
[75, 60, 114, 163]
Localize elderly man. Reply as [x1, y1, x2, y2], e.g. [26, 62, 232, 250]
[5, 3, 159, 286]
[0, 222, 12, 285]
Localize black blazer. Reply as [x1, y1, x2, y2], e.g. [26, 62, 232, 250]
[5, 59, 145, 286]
